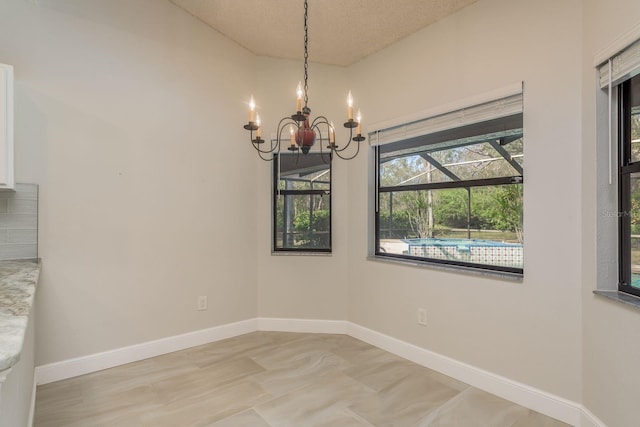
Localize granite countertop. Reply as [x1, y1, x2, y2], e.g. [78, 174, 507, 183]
[0, 259, 40, 372]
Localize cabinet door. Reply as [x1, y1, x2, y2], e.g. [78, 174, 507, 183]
[0, 64, 14, 190]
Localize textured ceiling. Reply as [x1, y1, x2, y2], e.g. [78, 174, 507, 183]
[169, 0, 478, 66]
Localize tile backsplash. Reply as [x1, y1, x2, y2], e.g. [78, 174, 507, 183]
[0, 183, 38, 260]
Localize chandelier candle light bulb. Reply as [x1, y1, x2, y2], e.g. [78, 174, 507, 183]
[256, 115, 261, 138]
[249, 96, 255, 123]
[356, 110, 362, 135]
[330, 122, 335, 144]
[347, 91, 354, 121]
[296, 83, 303, 112]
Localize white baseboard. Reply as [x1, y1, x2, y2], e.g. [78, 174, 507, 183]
[34, 317, 606, 427]
[579, 406, 607, 427]
[347, 323, 582, 427]
[35, 318, 257, 385]
[257, 317, 348, 334]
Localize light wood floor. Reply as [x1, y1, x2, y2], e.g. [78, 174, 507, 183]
[35, 332, 570, 426]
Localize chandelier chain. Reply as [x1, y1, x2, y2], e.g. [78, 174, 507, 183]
[303, 0, 309, 108]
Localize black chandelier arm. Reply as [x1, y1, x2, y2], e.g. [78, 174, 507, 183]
[255, 148, 276, 162]
[310, 115, 329, 125]
[334, 138, 362, 154]
[309, 123, 331, 163]
[248, 121, 279, 155]
[320, 147, 333, 164]
[252, 143, 277, 159]
[310, 120, 341, 155]
[251, 134, 278, 155]
[333, 125, 355, 153]
[332, 139, 362, 160]
[277, 117, 300, 153]
[277, 116, 302, 138]
[310, 115, 331, 130]
[309, 116, 330, 140]
[278, 115, 297, 129]
[310, 115, 351, 149]
[276, 116, 295, 138]
[316, 131, 334, 164]
[250, 116, 298, 156]
[328, 125, 364, 160]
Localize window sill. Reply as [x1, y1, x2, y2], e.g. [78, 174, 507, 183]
[593, 290, 640, 311]
[271, 251, 332, 257]
[367, 255, 523, 282]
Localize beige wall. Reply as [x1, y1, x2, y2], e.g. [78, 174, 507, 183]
[0, 0, 259, 365]
[582, 0, 640, 425]
[346, 0, 583, 402]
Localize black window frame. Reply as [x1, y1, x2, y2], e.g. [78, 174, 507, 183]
[272, 152, 332, 253]
[374, 114, 524, 275]
[618, 75, 640, 297]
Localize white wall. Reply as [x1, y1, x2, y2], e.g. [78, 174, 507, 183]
[582, 1, 640, 426]
[0, 0, 259, 365]
[346, 0, 583, 402]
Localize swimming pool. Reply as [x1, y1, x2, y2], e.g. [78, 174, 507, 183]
[405, 237, 521, 248]
[405, 237, 523, 268]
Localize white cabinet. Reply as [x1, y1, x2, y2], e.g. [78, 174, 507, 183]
[0, 64, 14, 190]
[0, 314, 35, 427]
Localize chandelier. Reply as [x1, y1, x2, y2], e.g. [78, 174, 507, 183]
[243, 0, 365, 161]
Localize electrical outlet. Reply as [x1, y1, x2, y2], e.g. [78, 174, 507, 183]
[417, 308, 427, 326]
[197, 296, 208, 311]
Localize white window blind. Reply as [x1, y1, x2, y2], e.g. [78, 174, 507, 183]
[369, 85, 523, 147]
[599, 37, 640, 88]
[597, 36, 640, 184]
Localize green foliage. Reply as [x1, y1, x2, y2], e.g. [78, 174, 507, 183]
[378, 184, 523, 243]
[487, 185, 523, 243]
[377, 135, 524, 242]
[293, 209, 330, 248]
[379, 210, 413, 238]
[630, 176, 640, 234]
[470, 187, 502, 230]
[293, 209, 330, 232]
[432, 189, 467, 229]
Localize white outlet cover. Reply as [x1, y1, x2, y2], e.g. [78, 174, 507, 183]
[418, 308, 427, 325]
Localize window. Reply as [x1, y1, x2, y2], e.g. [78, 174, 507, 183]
[273, 153, 331, 252]
[598, 36, 640, 298]
[619, 74, 640, 297]
[374, 107, 524, 275]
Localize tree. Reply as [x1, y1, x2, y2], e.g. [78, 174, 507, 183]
[469, 187, 499, 230]
[293, 209, 330, 247]
[378, 209, 412, 238]
[488, 185, 523, 243]
[400, 191, 433, 237]
[433, 188, 468, 229]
